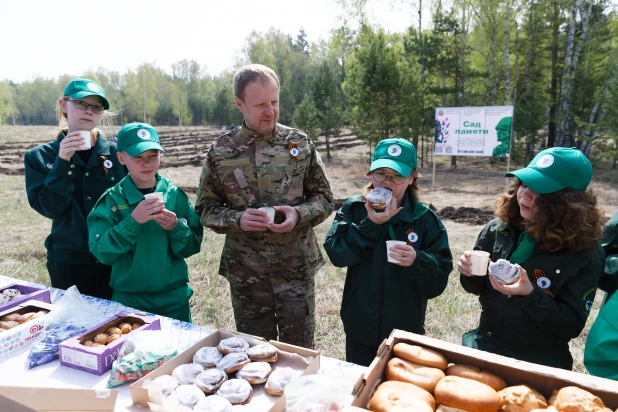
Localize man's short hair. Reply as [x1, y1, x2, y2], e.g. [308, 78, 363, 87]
[233, 64, 280, 101]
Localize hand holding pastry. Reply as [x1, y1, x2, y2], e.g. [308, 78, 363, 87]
[489, 267, 533, 296]
[365, 197, 402, 225]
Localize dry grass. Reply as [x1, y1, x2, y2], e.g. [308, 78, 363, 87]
[1, 125, 617, 374]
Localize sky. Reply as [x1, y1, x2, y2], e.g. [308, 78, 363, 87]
[0, 0, 420, 83]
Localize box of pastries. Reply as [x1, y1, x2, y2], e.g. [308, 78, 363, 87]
[58, 311, 161, 375]
[0, 300, 53, 358]
[129, 329, 320, 411]
[351, 329, 618, 411]
[0, 283, 51, 313]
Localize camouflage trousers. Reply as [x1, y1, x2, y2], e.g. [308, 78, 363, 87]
[229, 275, 315, 349]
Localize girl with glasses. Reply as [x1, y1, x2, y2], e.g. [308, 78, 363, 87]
[24, 78, 126, 300]
[324, 138, 453, 366]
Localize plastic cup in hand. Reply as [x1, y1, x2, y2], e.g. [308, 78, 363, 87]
[144, 192, 163, 201]
[77, 130, 92, 150]
[386, 240, 407, 264]
[259, 207, 275, 223]
[469, 251, 490, 276]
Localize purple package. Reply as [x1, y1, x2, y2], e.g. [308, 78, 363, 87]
[0, 283, 51, 313]
[58, 312, 161, 375]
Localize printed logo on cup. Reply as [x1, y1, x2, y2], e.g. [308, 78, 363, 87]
[407, 232, 419, 243]
[387, 145, 402, 156]
[87, 82, 100, 92]
[536, 155, 554, 168]
[537, 277, 551, 289]
[137, 129, 151, 140]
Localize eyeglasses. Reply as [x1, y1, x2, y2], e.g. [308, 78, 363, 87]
[372, 171, 406, 185]
[68, 99, 105, 114]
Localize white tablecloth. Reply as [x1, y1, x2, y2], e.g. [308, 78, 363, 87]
[0, 276, 367, 411]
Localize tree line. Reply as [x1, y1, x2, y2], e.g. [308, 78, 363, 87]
[1, 0, 617, 168]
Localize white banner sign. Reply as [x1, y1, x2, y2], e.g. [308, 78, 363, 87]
[434, 106, 514, 157]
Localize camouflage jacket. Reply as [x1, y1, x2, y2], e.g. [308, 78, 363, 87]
[195, 123, 334, 281]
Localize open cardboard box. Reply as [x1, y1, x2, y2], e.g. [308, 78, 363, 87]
[130, 329, 320, 411]
[0, 386, 118, 411]
[0, 284, 51, 313]
[0, 301, 53, 359]
[59, 312, 161, 375]
[351, 329, 618, 410]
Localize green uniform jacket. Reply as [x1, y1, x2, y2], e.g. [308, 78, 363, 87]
[461, 218, 603, 369]
[324, 193, 453, 347]
[584, 278, 618, 380]
[25, 131, 126, 264]
[87, 174, 203, 294]
[194, 123, 333, 284]
[599, 212, 618, 298]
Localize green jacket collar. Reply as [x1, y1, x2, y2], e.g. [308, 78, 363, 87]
[118, 173, 165, 205]
[240, 121, 278, 139]
[395, 192, 429, 222]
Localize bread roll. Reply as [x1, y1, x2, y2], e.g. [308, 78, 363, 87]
[498, 385, 548, 411]
[553, 386, 607, 412]
[435, 376, 500, 412]
[1, 313, 21, 322]
[446, 364, 507, 391]
[16, 312, 36, 324]
[530, 407, 559, 412]
[369, 380, 435, 412]
[393, 342, 448, 370]
[386, 357, 445, 393]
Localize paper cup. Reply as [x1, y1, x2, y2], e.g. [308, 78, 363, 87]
[386, 240, 407, 264]
[469, 250, 490, 276]
[259, 207, 275, 223]
[77, 130, 92, 150]
[144, 192, 163, 201]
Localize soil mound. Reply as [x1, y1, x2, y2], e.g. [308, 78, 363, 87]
[437, 206, 494, 225]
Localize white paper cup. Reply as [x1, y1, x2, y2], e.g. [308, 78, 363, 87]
[470, 250, 490, 276]
[386, 240, 407, 263]
[77, 130, 92, 150]
[144, 192, 163, 201]
[259, 207, 275, 223]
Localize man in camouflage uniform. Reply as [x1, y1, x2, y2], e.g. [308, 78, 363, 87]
[195, 64, 333, 348]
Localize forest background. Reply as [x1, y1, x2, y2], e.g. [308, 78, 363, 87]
[1, 0, 617, 168]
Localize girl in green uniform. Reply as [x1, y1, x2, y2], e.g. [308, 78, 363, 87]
[458, 147, 605, 370]
[24, 78, 125, 299]
[324, 138, 453, 366]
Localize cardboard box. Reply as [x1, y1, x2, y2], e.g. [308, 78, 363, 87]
[0, 301, 53, 359]
[59, 312, 161, 375]
[351, 329, 618, 410]
[0, 386, 118, 411]
[130, 329, 320, 412]
[0, 283, 51, 313]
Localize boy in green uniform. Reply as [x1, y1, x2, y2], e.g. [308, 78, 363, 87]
[87, 123, 202, 322]
[324, 138, 453, 366]
[584, 211, 618, 379]
[458, 147, 605, 370]
[25, 78, 126, 299]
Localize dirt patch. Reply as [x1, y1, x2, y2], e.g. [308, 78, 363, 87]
[437, 206, 494, 225]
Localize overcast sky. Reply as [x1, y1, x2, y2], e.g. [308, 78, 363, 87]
[0, 0, 419, 83]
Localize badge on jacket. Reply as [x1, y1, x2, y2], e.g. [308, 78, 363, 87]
[406, 228, 418, 244]
[289, 142, 299, 159]
[537, 277, 551, 289]
[46, 163, 53, 169]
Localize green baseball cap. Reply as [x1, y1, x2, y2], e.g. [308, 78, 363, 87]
[117, 123, 166, 157]
[63, 78, 109, 110]
[505, 147, 592, 194]
[370, 138, 417, 178]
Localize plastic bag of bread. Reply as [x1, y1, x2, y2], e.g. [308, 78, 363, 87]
[284, 374, 356, 412]
[107, 331, 178, 388]
[26, 286, 107, 369]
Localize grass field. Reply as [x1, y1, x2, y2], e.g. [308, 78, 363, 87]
[1, 125, 617, 373]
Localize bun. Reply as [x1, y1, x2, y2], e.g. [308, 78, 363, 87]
[434, 376, 501, 412]
[498, 385, 548, 411]
[488, 259, 521, 285]
[393, 342, 448, 370]
[366, 187, 393, 210]
[446, 364, 507, 391]
[369, 380, 435, 412]
[436, 405, 472, 412]
[386, 357, 445, 393]
[553, 386, 608, 412]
